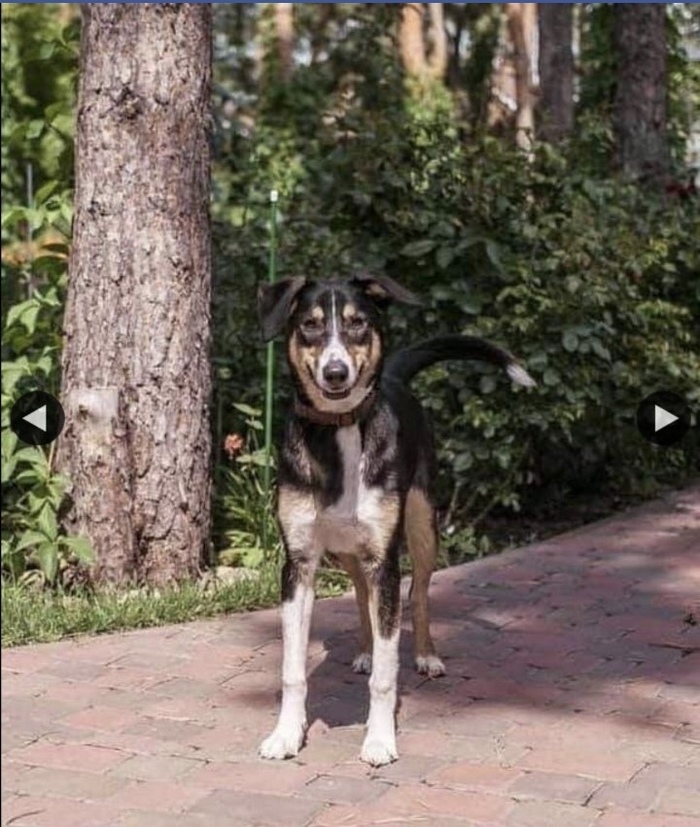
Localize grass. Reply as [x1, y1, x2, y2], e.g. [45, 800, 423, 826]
[1, 563, 352, 648]
[3, 484, 679, 649]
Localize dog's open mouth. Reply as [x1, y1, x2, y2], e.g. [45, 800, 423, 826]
[322, 387, 352, 400]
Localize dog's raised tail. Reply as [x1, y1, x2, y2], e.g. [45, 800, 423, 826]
[383, 335, 536, 388]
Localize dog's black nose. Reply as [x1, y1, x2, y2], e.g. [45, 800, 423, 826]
[323, 360, 350, 387]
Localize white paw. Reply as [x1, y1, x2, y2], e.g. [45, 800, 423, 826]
[360, 737, 398, 767]
[259, 724, 306, 760]
[352, 653, 372, 674]
[415, 654, 446, 678]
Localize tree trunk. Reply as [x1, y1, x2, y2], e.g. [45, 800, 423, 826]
[59, 4, 213, 586]
[613, 4, 669, 183]
[399, 3, 427, 78]
[506, 3, 537, 152]
[427, 3, 448, 81]
[274, 3, 294, 82]
[537, 3, 574, 142]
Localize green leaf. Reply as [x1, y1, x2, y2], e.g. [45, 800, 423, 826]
[232, 403, 261, 417]
[1, 428, 19, 460]
[436, 246, 455, 270]
[19, 303, 41, 335]
[26, 119, 45, 140]
[61, 535, 95, 564]
[1, 458, 17, 483]
[562, 331, 579, 353]
[543, 369, 559, 387]
[36, 504, 58, 542]
[400, 239, 436, 258]
[480, 375, 497, 394]
[35, 543, 58, 583]
[34, 181, 59, 205]
[16, 530, 49, 552]
[485, 240, 504, 272]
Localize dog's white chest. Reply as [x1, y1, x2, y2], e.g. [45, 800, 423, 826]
[314, 425, 381, 554]
[329, 425, 363, 518]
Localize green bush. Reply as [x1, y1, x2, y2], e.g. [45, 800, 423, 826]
[211, 71, 700, 532]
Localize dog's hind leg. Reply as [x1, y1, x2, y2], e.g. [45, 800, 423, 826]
[405, 487, 446, 677]
[336, 553, 373, 674]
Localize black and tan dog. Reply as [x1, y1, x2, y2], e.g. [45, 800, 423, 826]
[257, 274, 534, 766]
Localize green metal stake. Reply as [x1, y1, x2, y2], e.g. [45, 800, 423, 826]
[263, 189, 279, 549]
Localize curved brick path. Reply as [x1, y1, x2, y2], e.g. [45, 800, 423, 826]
[2, 486, 699, 827]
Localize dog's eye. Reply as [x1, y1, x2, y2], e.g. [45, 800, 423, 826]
[348, 317, 367, 331]
[301, 318, 322, 334]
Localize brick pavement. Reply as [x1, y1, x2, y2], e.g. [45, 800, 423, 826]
[2, 485, 699, 827]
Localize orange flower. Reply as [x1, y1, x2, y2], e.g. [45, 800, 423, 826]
[224, 433, 245, 460]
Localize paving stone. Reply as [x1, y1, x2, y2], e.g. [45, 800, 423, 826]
[14, 766, 130, 800]
[186, 759, 315, 793]
[111, 754, 204, 781]
[108, 779, 209, 812]
[510, 770, 601, 805]
[191, 789, 322, 825]
[9, 741, 130, 774]
[506, 799, 600, 827]
[0, 794, 121, 827]
[302, 774, 388, 804]
[656, 787, 700, 818]
[426, 761, 524, 792]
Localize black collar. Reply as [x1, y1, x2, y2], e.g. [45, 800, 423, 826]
[294, 389, 377, 428]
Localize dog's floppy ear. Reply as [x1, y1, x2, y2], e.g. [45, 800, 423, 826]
[351, 273, 423, 308]
[257, 277, 308, 342]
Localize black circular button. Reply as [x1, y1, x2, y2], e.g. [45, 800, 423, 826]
[636, 391, 691, 447]
[10, 391, 65, 447]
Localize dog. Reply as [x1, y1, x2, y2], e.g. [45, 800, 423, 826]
[256, 273, 534, 766]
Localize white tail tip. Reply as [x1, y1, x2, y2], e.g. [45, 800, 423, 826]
[507, 363, 536, 387]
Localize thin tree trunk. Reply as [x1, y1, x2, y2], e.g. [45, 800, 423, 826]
[506, 3, 537, 151]
[613, 3, 669, 183]
[427, 3, 448, 81]
[274, 3, 294, 82]
[399, 3, 427, 78]
[537, 3, 574, 142]
[60, 4, 213, 586]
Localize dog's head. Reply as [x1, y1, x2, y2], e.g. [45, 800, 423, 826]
[258, 275, 421, 413]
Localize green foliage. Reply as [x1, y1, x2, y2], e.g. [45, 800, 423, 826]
[210, 16, 700, 542]
[1, 8, 86, 586]
[0, 4, 78, 210]
[213, 404, 279, 569]
[1, 189, 93, 585]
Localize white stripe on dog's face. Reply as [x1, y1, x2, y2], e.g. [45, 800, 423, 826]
[316, 289, 357, 392]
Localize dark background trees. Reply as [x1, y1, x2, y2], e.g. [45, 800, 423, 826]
[2, 4, 699, 588]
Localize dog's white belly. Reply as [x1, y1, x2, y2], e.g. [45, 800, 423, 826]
[313, 425, 383, 556]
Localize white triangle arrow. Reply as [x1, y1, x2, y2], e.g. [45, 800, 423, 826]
[23, 405, 47, 432]
[654, 405, 678, 433]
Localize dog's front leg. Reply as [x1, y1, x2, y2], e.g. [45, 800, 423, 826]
[259, 552, 317, 760]
[360, 551, 402, 766]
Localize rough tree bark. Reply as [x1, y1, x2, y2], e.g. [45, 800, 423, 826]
[506, 3, 537, 152]
[613, 4, 669, 183]
[427, 3, 448, 81]
[399, 3, 448, 82]
[274, 3, 294, 82]
[399, 3, 427, 78]
[59, 4, 213, 586]
[537, 3, 574, 142]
